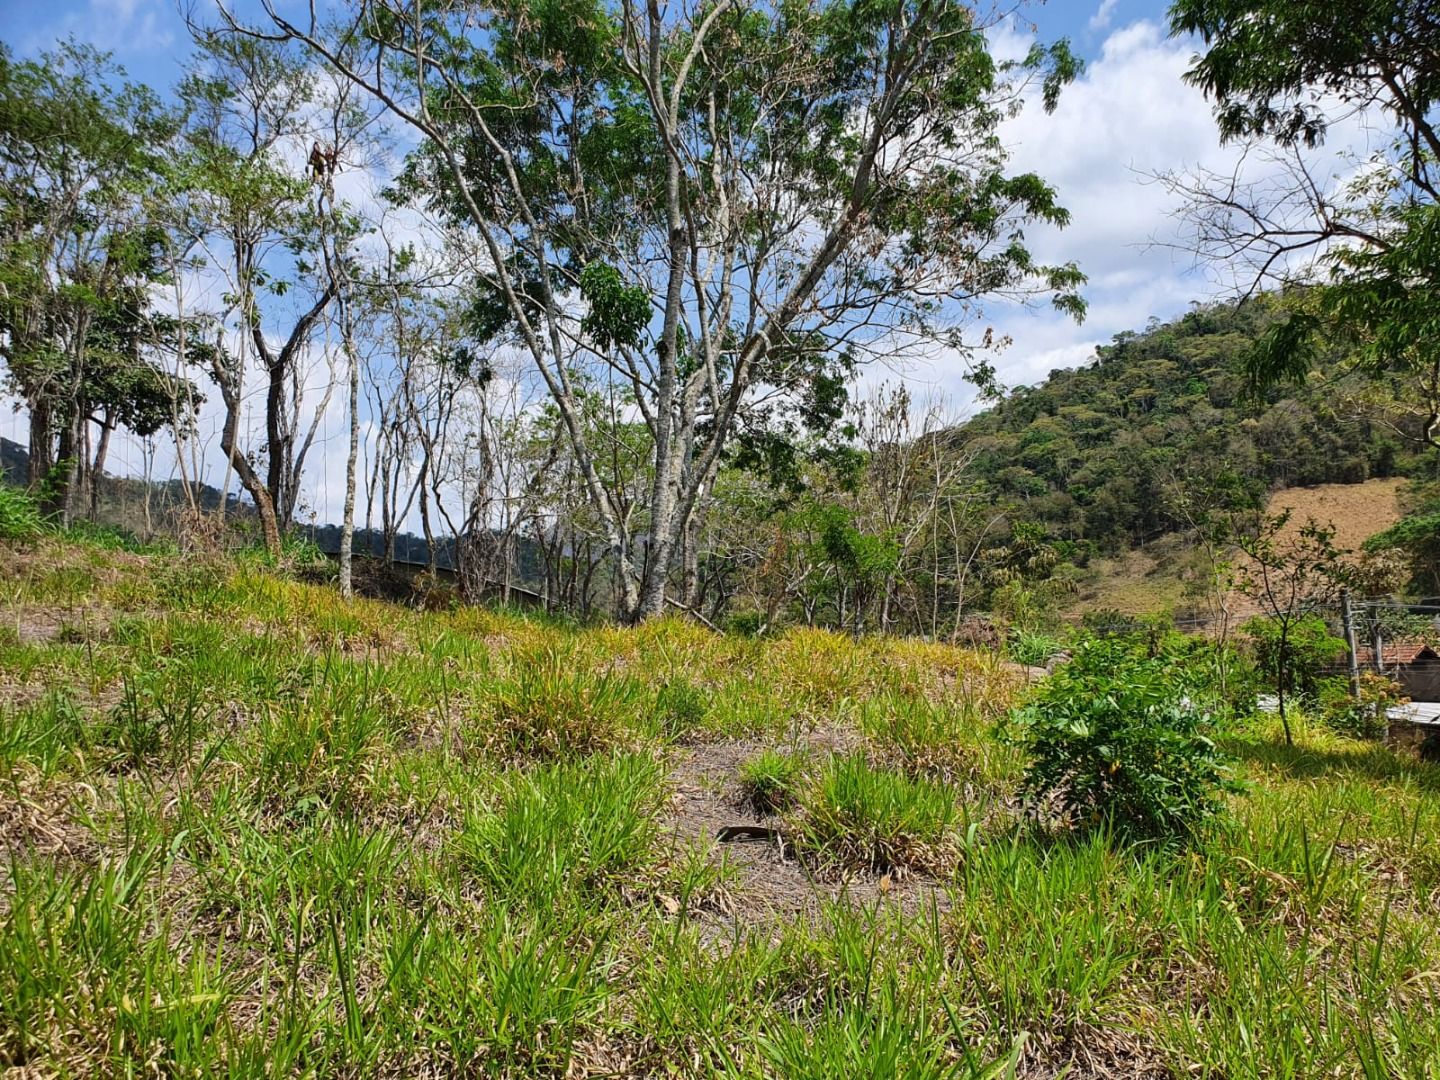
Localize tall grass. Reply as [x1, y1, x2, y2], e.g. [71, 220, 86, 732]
[1, 530, 1438, 1076]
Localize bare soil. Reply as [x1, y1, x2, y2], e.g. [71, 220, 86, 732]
[663, 736, 953, 932]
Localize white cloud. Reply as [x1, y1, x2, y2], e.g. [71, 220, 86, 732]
[1089, 0, 1121, 32]
[915, 17, 1376, 405]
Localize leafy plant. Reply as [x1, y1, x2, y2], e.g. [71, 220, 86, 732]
[476, 648, 649, 759]
[1317, 673, 1402, 741]
[654, 678, 708, 740]
[1243, 614, 1346, 709]
[1013, 637, 1241, 842]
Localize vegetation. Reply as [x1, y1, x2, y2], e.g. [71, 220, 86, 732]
[3, 0, 1440, 1070]
[0, 533, 1437, 1076]
[1169, 0, 1440, 448]
[961, 296, 1414, 553]
[1013, 637, 1241, 843]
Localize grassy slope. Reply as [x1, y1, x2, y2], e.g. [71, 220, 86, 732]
[1, 536, 1439, 1078]
[1066, 477, 1407, 620]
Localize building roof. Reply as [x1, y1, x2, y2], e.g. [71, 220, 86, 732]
[1355, 642, 1440, 666]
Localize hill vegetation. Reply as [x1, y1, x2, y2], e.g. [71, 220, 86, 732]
[963, 296, 1422, 554]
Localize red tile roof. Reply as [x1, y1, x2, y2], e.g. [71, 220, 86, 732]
[1355, 642, 1440, 666]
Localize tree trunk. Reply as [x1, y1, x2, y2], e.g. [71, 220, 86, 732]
[217, 380, 282, 557]
[90, 415, 113, 522]
[339, 334, 359, 599]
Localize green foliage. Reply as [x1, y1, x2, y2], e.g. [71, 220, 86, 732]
[962, 297, 1405, 552]
[476, 649, 651, 759]
[653, 677, 709, 740]
[1364, 510, 1440, 596]
[1014, 638, 1241, 842]
[0, 484, 45, 540]
[795, 752, 960, 873]
[1172, 2, 1440, 451]
[1243, 614, 1345, 704]
[458, 753, 664, 913]
[579, 262, 649, 352]
[0, 42, 199, 514]
[1316, 673, 1401, 741]
[1006, 628, 1065, 667]
[739, 748, 807, 814]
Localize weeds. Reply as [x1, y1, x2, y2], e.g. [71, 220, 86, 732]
[794, 752, 962, 875]
[739, 748, 808, 814]
[2, 533, 1439, 1076]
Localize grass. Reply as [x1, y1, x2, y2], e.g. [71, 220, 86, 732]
[793, 752, 964, 875]
[1, 531, 1439, 1076]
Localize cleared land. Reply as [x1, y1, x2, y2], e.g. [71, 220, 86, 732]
[1067, 478, 1408, 622]
[2, 536, 1439, 1077]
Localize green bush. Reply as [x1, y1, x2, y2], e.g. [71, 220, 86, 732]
[1316, 674, 1399, 740]
[0, 484, 45, 540]
[1013, 637, 1241, 842]
[1243, 614, 1345, 706]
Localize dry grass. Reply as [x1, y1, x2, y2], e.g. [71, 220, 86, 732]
[1, 533, 1438, 1077]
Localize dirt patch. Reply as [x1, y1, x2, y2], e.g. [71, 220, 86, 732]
[663, 738, 952, 928]
[0, 775, 97, 865]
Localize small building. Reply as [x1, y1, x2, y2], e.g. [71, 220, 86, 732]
[1356, 642, 1440, 702]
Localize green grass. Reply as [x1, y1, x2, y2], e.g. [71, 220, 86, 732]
[739, 747, 808, 814]
[1, 532, 1439, 1076]
[794, 752, 965, 875]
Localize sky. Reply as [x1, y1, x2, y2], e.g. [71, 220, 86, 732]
[0, 0, 1369, 526]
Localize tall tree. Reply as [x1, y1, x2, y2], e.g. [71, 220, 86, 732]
[178, 32, 352, 551]
[0, 43, 196, 522]
[233, 0, 1085, 620]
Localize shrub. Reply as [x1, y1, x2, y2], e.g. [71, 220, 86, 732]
[1317, 673, 1401, 740]
[724, 610, 766, 637]
[1013, 637, 1240, 842]
[0, 484, 45, 541]
[1243, 614, 1346, 705]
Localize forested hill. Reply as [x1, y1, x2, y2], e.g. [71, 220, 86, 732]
[961, 297, 1415, 552]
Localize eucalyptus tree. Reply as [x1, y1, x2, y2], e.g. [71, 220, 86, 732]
[1167, 0, 1440, 449]
[0, 43, 198, 522]
[237, 0, 1085, 619]
[178, 31, 381, 549]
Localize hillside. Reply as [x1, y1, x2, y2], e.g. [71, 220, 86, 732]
[964, 296, 1419, 554]
[1267, 478, 1407, 551]
[2, 532, 1439, 1075]
[1062, 478, 1408, 619]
